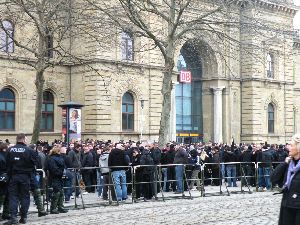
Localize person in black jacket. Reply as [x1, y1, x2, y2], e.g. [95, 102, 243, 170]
[224, 146, 237, 187]
[81, 144, 95, 193]
[108, 143, 129, 201]
[271, 134, 300, 225]
[0, 142, 9, 221]
[47, 146, 68, 214]
[5, 133, 37, 225]
[60, 145, 73, 202]
[165, 144, 176, 192]
[140, 148, 155, 200]
[241, 145, 255, 187]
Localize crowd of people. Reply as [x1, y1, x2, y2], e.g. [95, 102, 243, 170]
[0, 134, 292, 224]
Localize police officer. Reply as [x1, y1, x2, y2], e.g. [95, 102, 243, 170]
[5, 133, 37, 225]
[0, 142, 10, 221]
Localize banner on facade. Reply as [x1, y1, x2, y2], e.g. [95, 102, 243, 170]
[179, 71, 192, 83]
[69, 108, 81, 141]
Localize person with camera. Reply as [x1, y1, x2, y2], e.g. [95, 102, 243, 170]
[47, 146, 68, 214]
[271, 133, 300, 225]
[0, 142, 9, 221]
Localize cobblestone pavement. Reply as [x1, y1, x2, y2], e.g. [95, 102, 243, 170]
[0, 186, 282, 225]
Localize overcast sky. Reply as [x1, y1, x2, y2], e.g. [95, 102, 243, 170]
[295, 0, 300, 29]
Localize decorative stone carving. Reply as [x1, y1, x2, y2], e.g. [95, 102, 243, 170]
[264, 92, 281, 110]
[0, 77, 27, 99]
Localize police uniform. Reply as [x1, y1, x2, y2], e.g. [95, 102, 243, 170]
[5, 142, 37, 224]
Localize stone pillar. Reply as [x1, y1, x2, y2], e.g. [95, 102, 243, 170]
[169, 82, 177, 142]
[211, 87, 225, 143]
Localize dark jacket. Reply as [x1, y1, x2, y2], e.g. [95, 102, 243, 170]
[108, 148, 129, 171]
[140, 149, 155, 174]
[271, 161, 300, 211]
[173, 148, 189, 164]
[82, 152, 94, 168]
[67, 149, 82, 169]
[47, 154, 65, 179]
[7, 142, 37, 175]
[224, 151, 237, 163]
[0, 151, 7, 174]
[165, 149, 176, 165]
[241, 150, 253, 163]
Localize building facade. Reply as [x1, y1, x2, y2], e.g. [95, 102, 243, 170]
[0, 0, 299, 144]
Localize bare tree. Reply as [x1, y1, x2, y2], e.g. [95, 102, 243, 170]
[0, 0, 81, 143]
[84, 0, 296, 146]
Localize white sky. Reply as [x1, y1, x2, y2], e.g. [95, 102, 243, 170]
[295, 0, 300, 29]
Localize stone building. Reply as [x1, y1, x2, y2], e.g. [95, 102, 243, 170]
[0, 0, 299, 144]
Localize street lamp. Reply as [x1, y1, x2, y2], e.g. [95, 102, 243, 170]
[140, 99, 145, 141]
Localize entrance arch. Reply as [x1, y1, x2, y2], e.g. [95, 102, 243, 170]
[175, 39, 218, 143]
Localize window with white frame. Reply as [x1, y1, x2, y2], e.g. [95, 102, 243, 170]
[0, 20, 14, 53]
[121, 32, 133, 61]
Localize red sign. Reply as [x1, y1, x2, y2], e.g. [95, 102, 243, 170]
[180, 71, 192, 83]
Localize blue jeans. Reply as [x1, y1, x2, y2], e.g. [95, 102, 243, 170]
[64, 169, 73, 201]
[258, 167, 271, 190]
[221, 163, 225, 179]
[226, 165, 237, 187]
[112, 170, 127, 201]
[97, 170, 103, 197]
[162, 168, 168, 192]
[175, 165, 184, 193]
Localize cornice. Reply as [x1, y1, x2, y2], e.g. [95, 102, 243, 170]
[250, 0, 299, 16]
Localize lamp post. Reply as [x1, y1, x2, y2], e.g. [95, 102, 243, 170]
[140, 99, 145, 141]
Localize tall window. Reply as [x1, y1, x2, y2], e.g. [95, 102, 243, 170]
[46, 28, 53, 58]
[0, 20, 14, 53]
[268, 103, 274, 133]
[41, 91, 54, 131]
[266, 53, 274, 78]
[122, 92, 134, 130]
[121, 32, 133, 61]
[0, 88, 15, 130]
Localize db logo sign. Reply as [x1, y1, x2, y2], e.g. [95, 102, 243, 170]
[180, 71, 192, 83]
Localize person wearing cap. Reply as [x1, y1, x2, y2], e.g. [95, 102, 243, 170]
[271, 134, 300, 225]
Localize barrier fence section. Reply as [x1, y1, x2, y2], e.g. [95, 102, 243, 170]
[34, 161, 284, 211]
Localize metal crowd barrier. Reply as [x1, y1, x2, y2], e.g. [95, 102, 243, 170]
[33, 161, 285, 211]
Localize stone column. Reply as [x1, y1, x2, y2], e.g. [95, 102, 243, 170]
[169, 82, 178, 142]
[211, 87, 225, 143]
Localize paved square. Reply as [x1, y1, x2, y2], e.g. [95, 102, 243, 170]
[10, 187, 281, 225]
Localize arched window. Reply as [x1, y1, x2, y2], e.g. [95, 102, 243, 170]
[266, 53, 274, 78]
[268, 103, 274, 133]
[0, 88, 15, 130]
[0, 20, 14, 53]
[121, 32, 133, 61]
[122, 92, 134, 130]
[41, 91, 54, 131]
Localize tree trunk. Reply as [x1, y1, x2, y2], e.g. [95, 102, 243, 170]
[31, 69, 45, 144]
[158, 59, 174, 148]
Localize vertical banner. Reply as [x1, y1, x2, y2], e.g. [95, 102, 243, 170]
[69, 108, 81, 141]
[62, 108, 67, 142]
